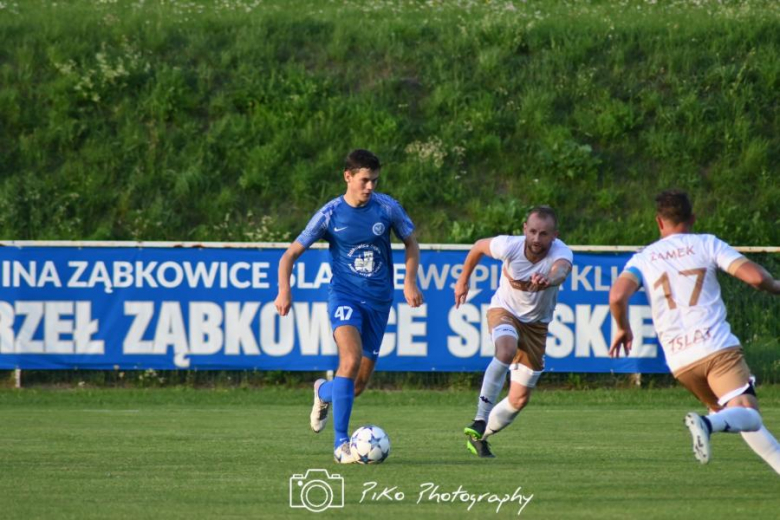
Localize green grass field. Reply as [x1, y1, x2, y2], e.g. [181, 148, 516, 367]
[1, 386, 779, 519]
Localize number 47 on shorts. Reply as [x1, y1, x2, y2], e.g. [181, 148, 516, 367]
[334, 306, 353, 321]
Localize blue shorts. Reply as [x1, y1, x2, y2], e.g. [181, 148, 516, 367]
[328, 296, 391, 361]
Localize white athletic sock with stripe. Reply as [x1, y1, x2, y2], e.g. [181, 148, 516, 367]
[483, 398, 520, 439]
[475, 358, 510, 422]
[741, 427, 780, 474]
[706, 407, 762, 433]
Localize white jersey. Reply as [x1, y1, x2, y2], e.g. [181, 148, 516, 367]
[488, 235, 573, 323]
[621, 233, 747, 373]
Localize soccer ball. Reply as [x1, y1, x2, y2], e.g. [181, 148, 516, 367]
[350, 425, 391, 464]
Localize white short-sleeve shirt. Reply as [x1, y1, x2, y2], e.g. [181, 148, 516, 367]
[488, 236, 573, 323]
[621, 233, 747, 373]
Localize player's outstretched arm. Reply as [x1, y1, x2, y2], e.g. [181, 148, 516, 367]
[548, 258, 573, 286]
[402, 233, 424, 308]
[454, 238, 493, 308]
[529, 259, 573, 291]
[274, 241, 306, 316]
[731, 259, 780, 295]
[608, 274, 639, 358]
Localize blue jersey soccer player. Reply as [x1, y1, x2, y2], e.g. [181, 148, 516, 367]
[275, 149, 424, 463]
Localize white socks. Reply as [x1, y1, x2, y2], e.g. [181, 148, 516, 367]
[475, 358, 510, 422]
[483, 398, 520, 439]
[707, 407, 762, 433]
[708, 407, 780, 474]
[741, 427, 780, 474]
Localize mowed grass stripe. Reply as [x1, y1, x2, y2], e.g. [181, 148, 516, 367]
[1, 388, 779, 519]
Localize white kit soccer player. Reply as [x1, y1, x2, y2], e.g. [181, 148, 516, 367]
[621, 233, 747, 376]
[610, 190, 780, 473]
[456, 207, 573, 458]
[490, 234, 573, 325]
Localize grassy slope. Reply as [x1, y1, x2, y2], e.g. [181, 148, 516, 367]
[1, 387, 779, 519]
[0, 0, 777, 245]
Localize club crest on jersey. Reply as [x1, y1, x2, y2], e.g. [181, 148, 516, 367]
[372, 222, 385, 236]
[355, 251, 375, 273]
[348, 244, 383, 277]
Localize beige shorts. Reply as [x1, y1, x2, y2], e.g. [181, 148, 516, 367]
[486, 308, 548, 372]
[674, 347, 753, 411]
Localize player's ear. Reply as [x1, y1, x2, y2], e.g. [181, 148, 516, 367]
[343, 169, 351, 183]
[655, 215, 665, 231]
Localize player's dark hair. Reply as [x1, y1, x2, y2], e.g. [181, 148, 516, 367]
[655, 190, 693, 225]
[527, 205, 558, 229]
[345, 149, 381, 172]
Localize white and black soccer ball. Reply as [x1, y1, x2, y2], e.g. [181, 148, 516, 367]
[350, 425, 390, 464]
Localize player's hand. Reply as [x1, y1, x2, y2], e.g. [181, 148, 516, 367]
[274, 290, 292, 316]
[454, 280, 469, 308]
[404, 283, 424, 308]
[609, 329, 633, 358]
[529, 272, 551, 291]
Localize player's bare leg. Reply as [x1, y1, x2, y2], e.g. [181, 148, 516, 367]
[355, 357, 376, 397]
[334, 326, 362, 379]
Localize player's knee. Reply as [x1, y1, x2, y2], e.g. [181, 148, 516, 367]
[337, 358, 361, 378]
[493, 335, 516, 364]
[495, 348, 514, 365]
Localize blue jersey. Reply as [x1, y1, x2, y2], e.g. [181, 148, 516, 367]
[296, 193, 415, 308]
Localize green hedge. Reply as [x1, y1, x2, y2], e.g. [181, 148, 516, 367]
[1, 0, 778, 244]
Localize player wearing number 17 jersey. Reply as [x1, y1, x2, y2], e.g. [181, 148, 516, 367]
[274, 149, 424, 463]
[609, 190, 780, 473]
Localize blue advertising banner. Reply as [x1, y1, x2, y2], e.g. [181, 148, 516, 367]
[0, 244, 667, 373]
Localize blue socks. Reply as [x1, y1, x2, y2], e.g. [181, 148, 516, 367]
[317, 380, 333, 403]
[331, 376, 355, 448]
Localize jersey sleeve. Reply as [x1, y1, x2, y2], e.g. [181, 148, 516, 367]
[550, 240, 574, 265]
[488, 235, 513, 261]
[708, 235, 747, 274]
[295, 207, 329, 249]
[621, 254, 644, 289]
[389, 199, 415, 240]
